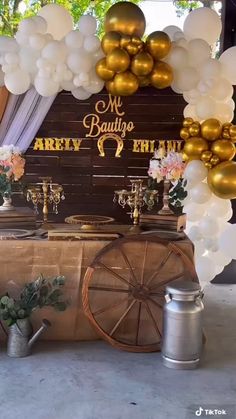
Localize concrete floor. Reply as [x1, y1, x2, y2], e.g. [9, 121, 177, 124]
[0, 284, 236, 419]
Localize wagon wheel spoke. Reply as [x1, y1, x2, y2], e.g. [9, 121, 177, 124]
[119, 246, 138, 285]
[89, 286, 130, 293]
[150, 271, 185, 291]
[145, 250, 173, 287]
[96, 261, 135, 288]
[144, 302, 162, 339]
[93, 297, 130, 317]
[150, 291, 165, 297]
[141, 241, 148, 286]
[148, 296, 163, 310]
[135, 302, 142, 346]
[109, 299, 136, 337]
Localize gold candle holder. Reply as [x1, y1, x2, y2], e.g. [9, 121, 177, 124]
[26, 177, 65, 228]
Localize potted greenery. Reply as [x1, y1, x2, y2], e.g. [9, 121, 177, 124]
[0, 275, 68, 357]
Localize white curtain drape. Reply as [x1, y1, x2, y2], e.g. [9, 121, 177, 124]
[0, 87, 56, 152]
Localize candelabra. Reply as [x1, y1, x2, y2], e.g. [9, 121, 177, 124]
[26, 177, 65, 227]
[114, 179, 158, 225]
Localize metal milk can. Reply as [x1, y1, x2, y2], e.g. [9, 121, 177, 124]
[162, 280, 204, 369]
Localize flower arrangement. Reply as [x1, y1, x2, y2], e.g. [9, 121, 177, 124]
[148, 149, 187, 209]
[0, 145, 25, 198]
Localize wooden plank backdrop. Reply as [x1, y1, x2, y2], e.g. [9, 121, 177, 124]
[18, 87, 186, 222]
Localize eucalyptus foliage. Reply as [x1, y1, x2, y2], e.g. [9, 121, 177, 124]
[0, 275, 68, 326]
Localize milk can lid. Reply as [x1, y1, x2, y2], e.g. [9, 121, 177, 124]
[166, 280, 201, 296]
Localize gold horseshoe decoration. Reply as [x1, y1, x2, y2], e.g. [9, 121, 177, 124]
[97, 133, 124, 158]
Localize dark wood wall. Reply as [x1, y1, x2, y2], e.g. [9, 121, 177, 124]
[22, 87, 185, 222]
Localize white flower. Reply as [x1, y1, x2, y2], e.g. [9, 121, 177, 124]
[0, 145, 21, 161]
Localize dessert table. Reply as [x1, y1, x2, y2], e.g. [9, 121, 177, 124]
[0, 224, 196, 342]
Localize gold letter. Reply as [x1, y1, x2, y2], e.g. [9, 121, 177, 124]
[64, 139, 72, 151]
[45, 138, 56, 151]
[83, 114, 100, 138]
[95, 94, 124, 116]
[150, 140, 155, 154]
[141, 140, 150, 153]
[133, 140, 141, 152]
[177, 140, 184, 152]
[55, 139, 64, 151]
[72, 139, 82, 151]
[33, 138, 44, 151]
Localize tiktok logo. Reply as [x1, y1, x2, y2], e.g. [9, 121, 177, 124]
[195, 407, 204, 416]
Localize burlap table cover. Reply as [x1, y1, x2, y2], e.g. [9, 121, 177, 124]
[0, 236, 195, 341]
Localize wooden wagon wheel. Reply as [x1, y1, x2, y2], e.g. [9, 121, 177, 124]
[82, 234, 198, 353]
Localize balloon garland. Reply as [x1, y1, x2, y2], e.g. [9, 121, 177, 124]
[0, 1, 236, 284]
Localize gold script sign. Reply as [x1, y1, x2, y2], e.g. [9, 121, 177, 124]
[33, 94, 183, 156]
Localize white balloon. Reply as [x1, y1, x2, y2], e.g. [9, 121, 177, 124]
[0, 37, 18, 53]
[183, 89, 200, 105]
[184, 202, 206, 222]
[197, 80, 211, 96]
[85, 71, 104, 94]
[78, 15, 97, 36]
[29, 34, 47, 50]
[65, 30, 84, 50]
[32, 16, 47, 34]
[184, 160, 208, 182]
[73, 75, 82, 87]
[183, 7, 222, 45]
[215, 102, 234, 123]
[35, 76, 59, 96]
[72, 87, 92, 100]
[173, 31, 184, 41]
[42, 41, 67, 63]
[195, 96, 216, 119]
[183, 104, 198, 120]
[84, 35, 100, 53]
[165, 46, 188, 70]
[219, 224, 236, 259]
[209, 249, 232, 268]
[210, 78, 233, 101]
[38, 4, 73, 40]
[38, 68, 51, 79]
[200, 58, 222, 80]
[163, 25, 182, 40]
[190, 182, 212, 204]
[199, 216, 219, 238]
[220, 46, 236, 85]
[64, 70, 73, 81]
[2, 63, 18, 73]
[18, 18, 37, 35]
[195, 255, 216, 283]
[4, 68, 30, 94]
[19, 48, 39, 74]
[171, 81, 183, 94]
[204, 237, 219, 252]
[67, 51, 92, 73]
[187, 226, 202, 242]
[93, 48, 105, 63]
[188, 39, 211, 66]
[174, 67, 199, 91]
[194, 240, 206, 258]
[214, 265, 224, 276]
[5, 52, 19, 65]
[225, 98, 235, 110]
[207, 197, 232, 218]
[176, 38, 188, 49]
[61, 80, 75, 91]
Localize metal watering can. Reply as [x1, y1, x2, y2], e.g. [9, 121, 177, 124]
[7, 318, 51, 357]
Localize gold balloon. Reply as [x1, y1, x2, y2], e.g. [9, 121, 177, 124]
[183, 137, 209, 159]
[106, 47, 130, 73]
[131, 51, 154, 76]
[104, 2, 146, 37]
[126, 42, 139, 55]
[223, 122, 233, 130]
[222, 129, 230, 139]
[205, 162, 212, 170]
[211, 139, 236, 162]
[96, 58, 115, 81]
[180, 128, 190, 140]
[132, 36, 143, 46]
[189, 123, 200, 137]
[229, 125, 236, 138]
[150, 62, 173, 89]
[114, 71, 139, 96]
[120, 35, 131, 49]
[208, 161, 236, 199]
[101, 31, 121, 54]
[201, 150, 212, 163]
[201, 118, 222, 141]
[138, 75, 150, 87]
[146, 31, 171, 60]
[210, 155, 220, 166]
[105, 80, 117, 96]
[183, 117, 194, 128]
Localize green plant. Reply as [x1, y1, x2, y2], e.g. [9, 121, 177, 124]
[169, 179, 187, 208]
[0, 275, 68, 326]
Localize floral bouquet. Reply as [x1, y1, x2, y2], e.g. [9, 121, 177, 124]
[148, 149, 187, 210]
[0, 145, 25, 206]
